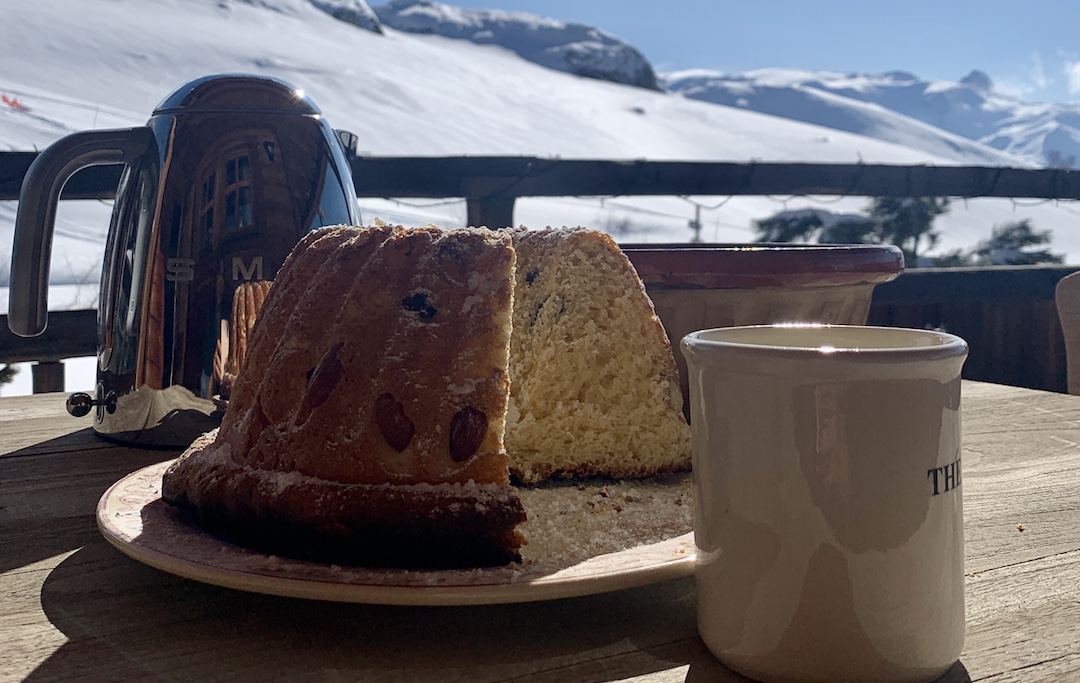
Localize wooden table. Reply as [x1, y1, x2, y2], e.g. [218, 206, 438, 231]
[2, 381, 1079, 682]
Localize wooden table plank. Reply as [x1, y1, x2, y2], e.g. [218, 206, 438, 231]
[956, 383, 1080, 574]
[0, 394, 99, 457]
[1, 384, 1079, 682]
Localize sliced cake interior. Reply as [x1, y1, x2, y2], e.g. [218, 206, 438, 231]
[506, 227, 691, 483]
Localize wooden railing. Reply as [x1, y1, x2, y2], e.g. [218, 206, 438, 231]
[0, 309, 94, 392]
[868, 265, 1077, 393]
[2, 152, 1079, 393]
[2, 154, 1079, 228]
[2, 265, 1076, 394]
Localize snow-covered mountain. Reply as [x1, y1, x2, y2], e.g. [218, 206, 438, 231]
[660, 68, 1027, 166]
[662, 68, 1080, 170]
[357, 1, 1080, 170]
[2, 0, 1044, 276]
[373, 0, 659, 90]
[310, 0, 384, 33]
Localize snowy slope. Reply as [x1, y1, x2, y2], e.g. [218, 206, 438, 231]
[660, 69, 1029, 166]
[6, 0, 995, 164]
[2, 0, 1080, 398]
[662, 68, 1080, 170]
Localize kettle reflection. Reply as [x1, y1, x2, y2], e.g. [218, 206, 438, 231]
[10, 74, 361, 447]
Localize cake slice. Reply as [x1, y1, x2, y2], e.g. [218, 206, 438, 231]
[506, 227, 691, 483]
[162, 225, 527, 568]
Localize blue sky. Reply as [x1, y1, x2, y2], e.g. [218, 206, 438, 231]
[452, 0, 1080, 103]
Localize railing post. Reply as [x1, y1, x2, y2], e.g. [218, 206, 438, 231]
[466, 193, 516, 229]
[31, 361, 64, 394]
[463, 177, 517, 229]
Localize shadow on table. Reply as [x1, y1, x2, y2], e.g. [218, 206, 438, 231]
[678, 653, 970, 683]
[20, 452, 972, 683]
[33, 538, 703, 682]
[934, 661, 973, 682]
[29, 534, 976, 683]
[0, 429, 172, 575]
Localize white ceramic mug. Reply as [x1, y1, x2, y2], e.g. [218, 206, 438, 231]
[682, 324, 968, 683]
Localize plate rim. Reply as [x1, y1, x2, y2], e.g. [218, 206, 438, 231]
[96, 460, 696, 606]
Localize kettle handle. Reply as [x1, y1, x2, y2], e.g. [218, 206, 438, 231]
[10, 127, 155, 337]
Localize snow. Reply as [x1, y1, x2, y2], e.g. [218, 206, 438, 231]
[2, 0, 1080, 397]
[662, 67, 1080, 169]
[373, 0, 658, 89]
[309, 0, 383, 33]
[661, 69, 1029, 167]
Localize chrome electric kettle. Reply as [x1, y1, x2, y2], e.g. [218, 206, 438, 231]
[10, 74, 360, 447]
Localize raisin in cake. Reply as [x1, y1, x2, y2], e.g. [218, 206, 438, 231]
[506, 227, 691, 483]
[162, 225, 527, 568]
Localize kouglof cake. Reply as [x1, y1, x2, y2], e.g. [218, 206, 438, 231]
[162, 226, 527, 567]
[162, 224, 692, 569]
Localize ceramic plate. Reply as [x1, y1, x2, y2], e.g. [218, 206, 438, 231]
[97, 460, 696, 606]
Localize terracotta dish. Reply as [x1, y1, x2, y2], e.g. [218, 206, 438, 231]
[621, 243, 905, 412]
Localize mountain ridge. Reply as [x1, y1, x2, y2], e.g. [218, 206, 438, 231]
[357, 1, 1079, 169]
[372, 0, 660, 90]
[659, 68, 1080, 169]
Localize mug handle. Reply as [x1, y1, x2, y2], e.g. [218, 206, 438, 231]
[9, 127, 154, 337]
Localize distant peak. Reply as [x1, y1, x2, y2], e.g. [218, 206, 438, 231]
[882, 70, 919, 83]
[310, 0, 383, 34]
[960, 70, 993, 92]
[374, 0, 661, 90]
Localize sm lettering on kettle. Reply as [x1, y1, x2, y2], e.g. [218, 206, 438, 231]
[164, 256, 264, 282]
[166, 258, 195, 282]
[928, 456, 962, 495]
[232, 256, 263, 281]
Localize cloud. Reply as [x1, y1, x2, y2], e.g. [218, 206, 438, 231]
[995, 79, 1030, 98]
[995, 52, 1053, 98]
[1067, 60, 1080, 96]
[1030, 53, 1050, 89]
